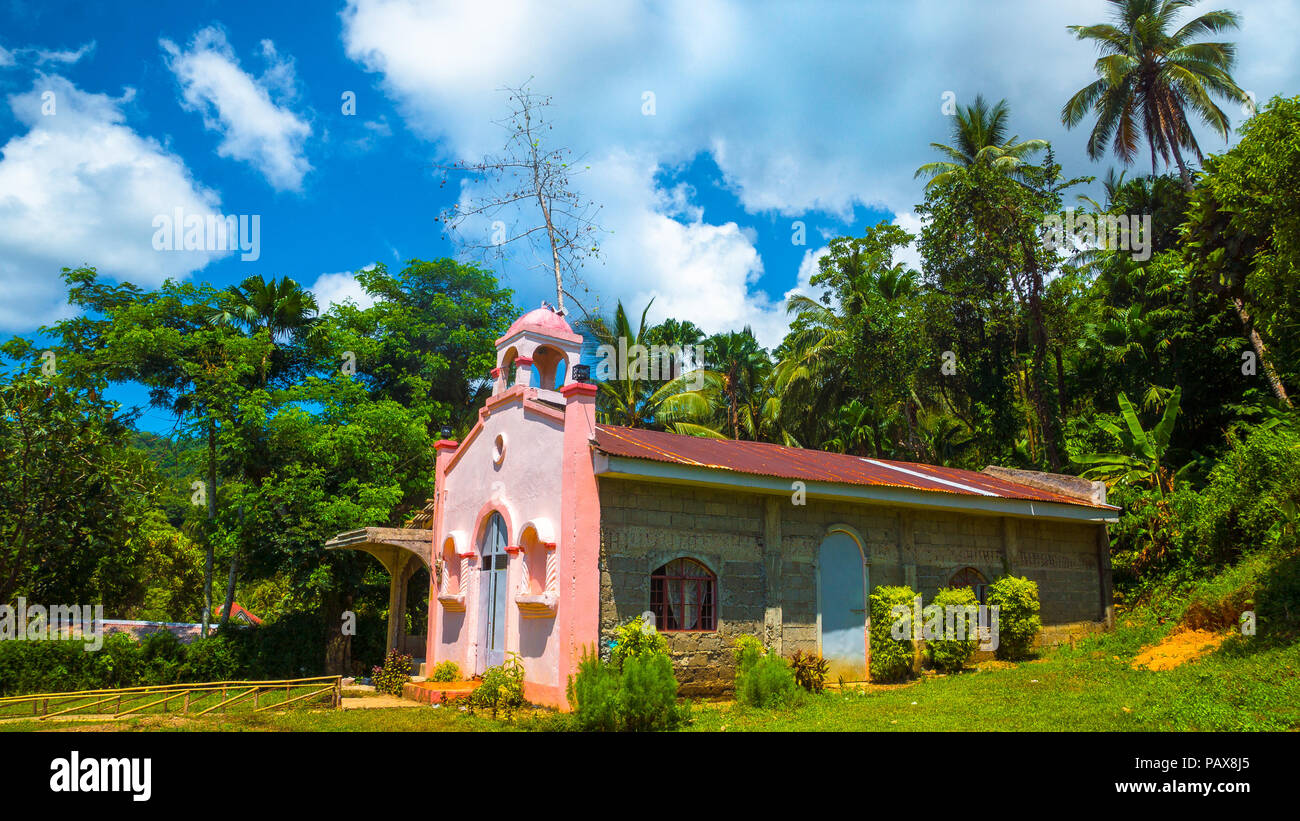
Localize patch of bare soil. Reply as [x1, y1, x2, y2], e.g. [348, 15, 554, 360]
[1132, 629, 1228, 671]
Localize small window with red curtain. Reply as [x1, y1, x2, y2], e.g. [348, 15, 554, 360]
[650, 558, 717, 631]
[949, 566, 989, 605]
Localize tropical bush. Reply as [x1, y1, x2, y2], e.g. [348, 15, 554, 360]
[789, 649, 829, 693]
[608, 614, 669, 671]
[731, 635, 801, 708]
[371, 649, 413, 695]
[619, 651, 685, 730]
[926, 586, 980, 672]
[470, 653, 526, 718]
[869, 585, 917, 682]
[567, 643, 684, 731]
[430, 660, 460, 682]
[987, 576, 1041, 660]
[567, 647, 623, 731]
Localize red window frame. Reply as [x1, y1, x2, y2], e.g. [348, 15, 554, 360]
[948, 567, 989, 605]
[650, 558, 717, 632]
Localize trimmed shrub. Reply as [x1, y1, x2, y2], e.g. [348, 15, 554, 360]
[987, 576, 1041, 660]
[470, 653, 526, 718]
[869, 585, 917, 682]
[609, 615, 669, 671]
[926, 587, 980, 672]
[430, 660, 460, 682]
[789, 649, 829, 693]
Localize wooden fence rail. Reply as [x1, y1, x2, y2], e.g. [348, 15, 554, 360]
[0, 676, 342, 721]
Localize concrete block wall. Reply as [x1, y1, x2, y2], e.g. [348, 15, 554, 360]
[598, 478, 1107, 694]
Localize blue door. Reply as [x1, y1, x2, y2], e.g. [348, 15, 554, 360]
[478, 513, 508, 673]
[818, 532, 868, 681]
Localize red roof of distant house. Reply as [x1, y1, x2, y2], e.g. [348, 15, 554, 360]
[592, 424, 1116, 510]
[213, 602, 263, 625]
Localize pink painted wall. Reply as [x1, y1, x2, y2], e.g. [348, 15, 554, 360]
[426, 308, 600, 708]
[428, 386, 567, 697]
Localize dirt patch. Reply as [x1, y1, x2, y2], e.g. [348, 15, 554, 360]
[1132, 629, 1228, 671]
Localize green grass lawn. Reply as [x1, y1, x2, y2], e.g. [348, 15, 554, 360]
[6, 549, 1297, 733]
[4, 630, 1296, 732]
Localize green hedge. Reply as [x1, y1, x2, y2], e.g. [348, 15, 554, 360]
[869, 585, 917, 682]
[927, 586, 980, 672]
[987, 576, 1041, 660]
[0, 612, 335, 697]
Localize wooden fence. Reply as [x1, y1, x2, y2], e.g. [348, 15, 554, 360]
[0, 675, 342, 721]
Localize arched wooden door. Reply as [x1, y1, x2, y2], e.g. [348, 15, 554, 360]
[477, 512, 508, 673]
[817, 530, 868, 681]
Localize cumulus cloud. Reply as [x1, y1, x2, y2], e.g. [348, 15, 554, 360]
[340, 0, 1300, 341]
[161, 27, 312, 191]
[0, 76, 226, 330]
[311, 270, 377, 313]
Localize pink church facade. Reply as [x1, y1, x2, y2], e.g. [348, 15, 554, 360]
[425, 307, 1120, 709]
[427, 306, 599, 707]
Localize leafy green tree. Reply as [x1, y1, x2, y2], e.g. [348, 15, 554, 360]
[1061, 0, 1248, 188]
[1180, 95, 1300, 407]
[0, 349, 159, 607]
[325, 259, 517, 434]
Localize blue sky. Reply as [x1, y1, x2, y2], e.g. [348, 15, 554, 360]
[2, 0, 1297, 430]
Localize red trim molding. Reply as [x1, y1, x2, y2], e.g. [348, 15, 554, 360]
[560, 382, 598, 398]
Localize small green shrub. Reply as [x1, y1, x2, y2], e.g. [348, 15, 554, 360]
[372, 648, 413, 695]
[567, 643, 685, 731]
[609, 615, 669, 671]
[789, 649, 829, 693]
[567, 647, 622, 731]
[987, 576, 1041, 660]
[619, 652, 684, 730]
[430, 660, 460, 682]
[869, 585, 917, 682]
[735, 651, 802, 709]
[471, 653, 526, 718]
[733, 634, 766, 674]
[926, 586, 980, 672]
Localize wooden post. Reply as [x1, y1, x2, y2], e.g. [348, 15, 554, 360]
[183, 692, 190, 714]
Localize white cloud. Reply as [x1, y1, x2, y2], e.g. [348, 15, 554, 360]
[31, 42, 96, 65]
[340, 0, 1300, 341]
[161, 27, 312, 191]
[312, 270, 377, 313]
[785, 246, 831, 304]
[0, 41, 95, 69]
[892, 211, 926, 274]
[0, 76, 226, 330]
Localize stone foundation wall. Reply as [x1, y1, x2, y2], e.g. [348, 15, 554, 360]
[598, 478, 1108, 694]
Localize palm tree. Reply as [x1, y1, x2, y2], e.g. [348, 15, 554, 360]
[580, 300, 712, 431]
[207, 275, 320, 384]
[1061, 0, 1248, 190]
[697, 329, 772, 440]
[915, 95, 1047, 189]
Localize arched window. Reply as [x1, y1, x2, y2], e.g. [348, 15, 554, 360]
[949, 567, 989, 605]
[650, 558, 716, 631]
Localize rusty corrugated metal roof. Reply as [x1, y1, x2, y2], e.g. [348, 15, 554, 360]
[593, 424, 1116, 510]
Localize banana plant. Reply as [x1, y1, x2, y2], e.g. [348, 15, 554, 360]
[1074, 386, 1183, 497]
